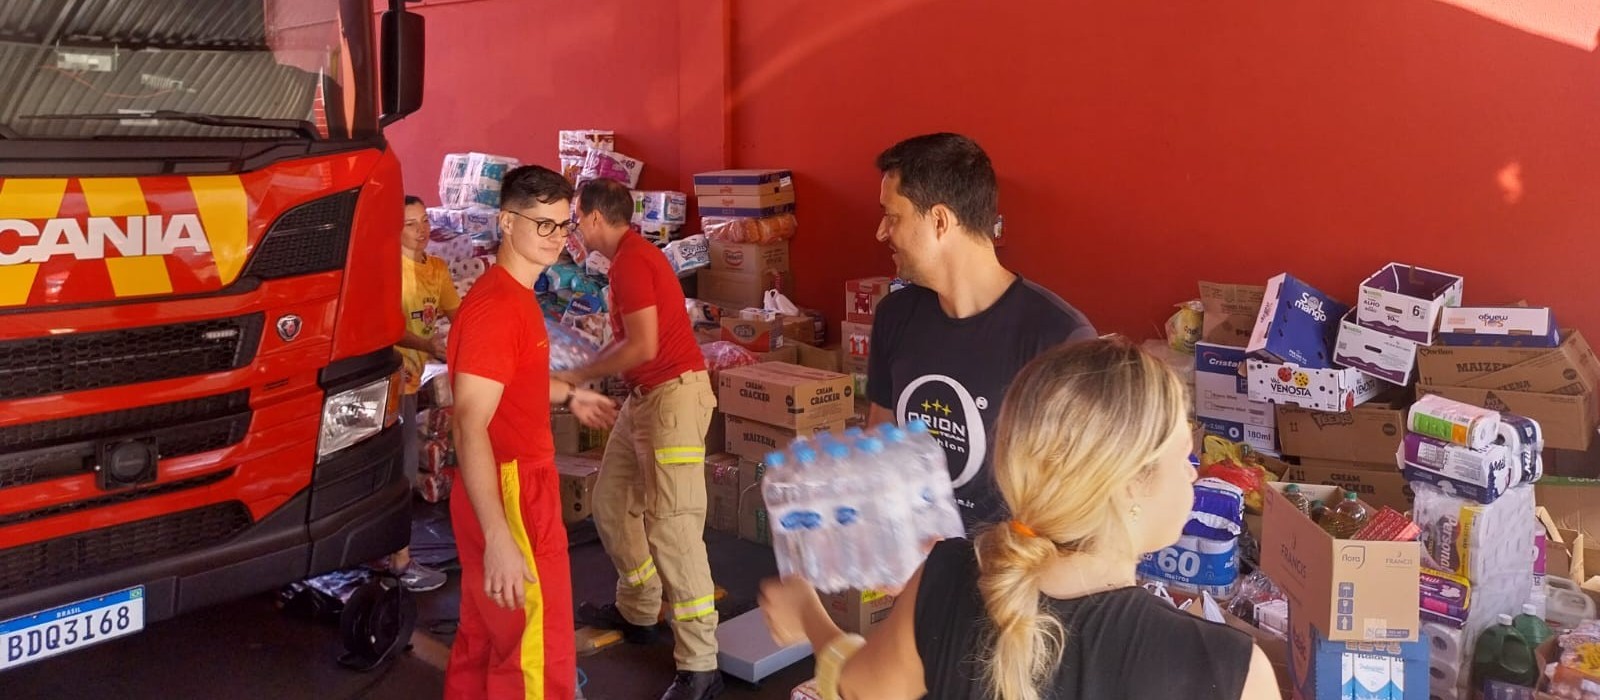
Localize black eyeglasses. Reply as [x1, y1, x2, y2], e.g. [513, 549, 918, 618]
[505, 210, 578, 238]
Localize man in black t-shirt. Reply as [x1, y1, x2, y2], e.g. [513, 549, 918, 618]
[866, 133, 1097, 534]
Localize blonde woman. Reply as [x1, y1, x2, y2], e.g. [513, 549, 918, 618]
[760, 338, 1279, 700]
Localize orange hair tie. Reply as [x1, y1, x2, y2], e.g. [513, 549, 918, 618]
[1009, 520, 1040, 539]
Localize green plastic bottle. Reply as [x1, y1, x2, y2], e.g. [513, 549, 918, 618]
[1512, 603, 1553, 649]
[1472, 613, 1539, 688]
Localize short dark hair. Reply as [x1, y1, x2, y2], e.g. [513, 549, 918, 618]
[500, 165, 575, 211]
[404, 195, 424, 207]
[875, 133, 998, 237]
[577, 178, 635, 227]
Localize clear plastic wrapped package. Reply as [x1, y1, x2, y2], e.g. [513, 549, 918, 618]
[577, 148, 643, 188]
[701, 213, 797, 243]
[700, 341, 759, 383]
[663, 234, 710, 276]
[547, 318, 601, 372]
[439, 152, 519, 209]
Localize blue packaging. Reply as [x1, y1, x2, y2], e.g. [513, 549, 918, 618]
[1289, 615, 1430, 700]
[1246, 273, 1348, 370]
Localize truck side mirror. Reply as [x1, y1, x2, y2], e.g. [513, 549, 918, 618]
[379, 7, 424, 125]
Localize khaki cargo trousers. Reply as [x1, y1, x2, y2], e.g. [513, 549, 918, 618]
[592, 370, 719, 671]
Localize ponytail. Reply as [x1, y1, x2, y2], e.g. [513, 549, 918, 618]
[975, 525, 1066, 700]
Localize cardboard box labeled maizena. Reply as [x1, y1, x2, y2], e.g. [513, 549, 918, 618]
[718, 363, 853, 430]
[1415, 330, 1600, 391]
[723, 414, 838, 462]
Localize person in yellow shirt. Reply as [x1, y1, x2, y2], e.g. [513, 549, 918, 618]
[392, 195, 461, 591]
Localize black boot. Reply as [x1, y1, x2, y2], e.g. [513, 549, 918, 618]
[660, 670, 724, 700]
[577, 601, 661, 645]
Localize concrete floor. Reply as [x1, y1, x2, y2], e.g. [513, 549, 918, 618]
[2, 502, 811, 700]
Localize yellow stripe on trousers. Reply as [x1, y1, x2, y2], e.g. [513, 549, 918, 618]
[654, 446, 705, 465]
[622, 557, 657, 588]
[499, 461, 546, 700]
[673, 594, 716, 622]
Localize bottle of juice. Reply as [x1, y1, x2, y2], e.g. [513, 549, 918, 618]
[1320, 491, 1372, 539]
[1282, 484, 1312, 516]
[1472, 614, 1539, 688]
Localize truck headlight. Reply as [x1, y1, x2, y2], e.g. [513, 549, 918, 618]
[318, 374, 397, 460]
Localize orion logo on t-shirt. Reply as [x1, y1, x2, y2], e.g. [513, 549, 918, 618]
[896, 374, 988, 490]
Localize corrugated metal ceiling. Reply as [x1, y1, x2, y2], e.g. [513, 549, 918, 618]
[0, 0, 269, 49]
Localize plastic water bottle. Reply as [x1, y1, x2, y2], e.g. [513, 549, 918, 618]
[900, 419, 965, 539]
[767, 448, 827, 582]
[850, 436, 919, 587]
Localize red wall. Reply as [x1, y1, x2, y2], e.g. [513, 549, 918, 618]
[385, 0, 691, 199]
[732, 0, 1600, 338]
[394, 0, 1600, 339]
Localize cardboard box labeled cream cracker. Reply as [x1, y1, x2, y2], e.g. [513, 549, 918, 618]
[1356, 263, 1464, 345]
[1247, 359, 1384, 413]
[717, 363, 854, 430]
[1247, 273, 1347, 369]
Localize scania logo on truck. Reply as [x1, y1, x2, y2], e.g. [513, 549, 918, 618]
[0, 214, 211, 265]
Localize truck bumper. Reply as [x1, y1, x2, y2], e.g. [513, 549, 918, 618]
[0, 424, 409, 625]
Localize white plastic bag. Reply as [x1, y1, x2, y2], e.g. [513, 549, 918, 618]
[763, 289, 800, 316]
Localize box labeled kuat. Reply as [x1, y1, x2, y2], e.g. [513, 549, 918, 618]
[1334, 309, 1419, 387]
[1261, 483, 1421, 642]
[1274, 399, 1406, 465]
[1247, 359, 1384, 413]
[1439, 307, 1559, 348]
[717, 363, 854, 430]
[1247, 273, 1347, 369]
[1356, 263, 1464, 345]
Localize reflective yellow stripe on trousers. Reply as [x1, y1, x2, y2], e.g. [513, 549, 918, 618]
[622, 557, 657, 588]
[654, 446, 705, 465]
[673, 594, 716, 622]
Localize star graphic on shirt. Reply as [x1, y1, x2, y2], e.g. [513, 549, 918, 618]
[921, 400, 932, 413]
[940, 402, 952, 416]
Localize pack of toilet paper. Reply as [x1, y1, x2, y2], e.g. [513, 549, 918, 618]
[439, 152, 519, 210]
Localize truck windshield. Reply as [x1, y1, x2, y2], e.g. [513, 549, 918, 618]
[0, 0, 377, 141]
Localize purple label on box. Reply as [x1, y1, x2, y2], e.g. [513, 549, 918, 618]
[1418, 572, 1469, 628]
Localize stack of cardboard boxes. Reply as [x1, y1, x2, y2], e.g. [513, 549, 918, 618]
[693, 169, 795, 309]
[840, 277, 896, 410]
[705, 362, 854, 546]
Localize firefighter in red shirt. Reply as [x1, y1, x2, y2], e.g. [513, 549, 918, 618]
[557, 178, 722, 700]
[447, 165, 617, 700]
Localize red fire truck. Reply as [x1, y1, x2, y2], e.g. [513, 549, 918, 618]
[0, 0, 425, 669]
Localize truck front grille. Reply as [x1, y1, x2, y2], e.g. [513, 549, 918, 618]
[0, 501, 251, 598]
[0, 391, 251, 489]
[0, 314, 263, 401]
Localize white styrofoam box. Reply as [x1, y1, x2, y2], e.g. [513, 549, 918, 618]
[716, 610, 812, 683]
[1334, 309, 1419, 386]
[1356, 263, 1464, 345]
[1246, 359, 1385, 413]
